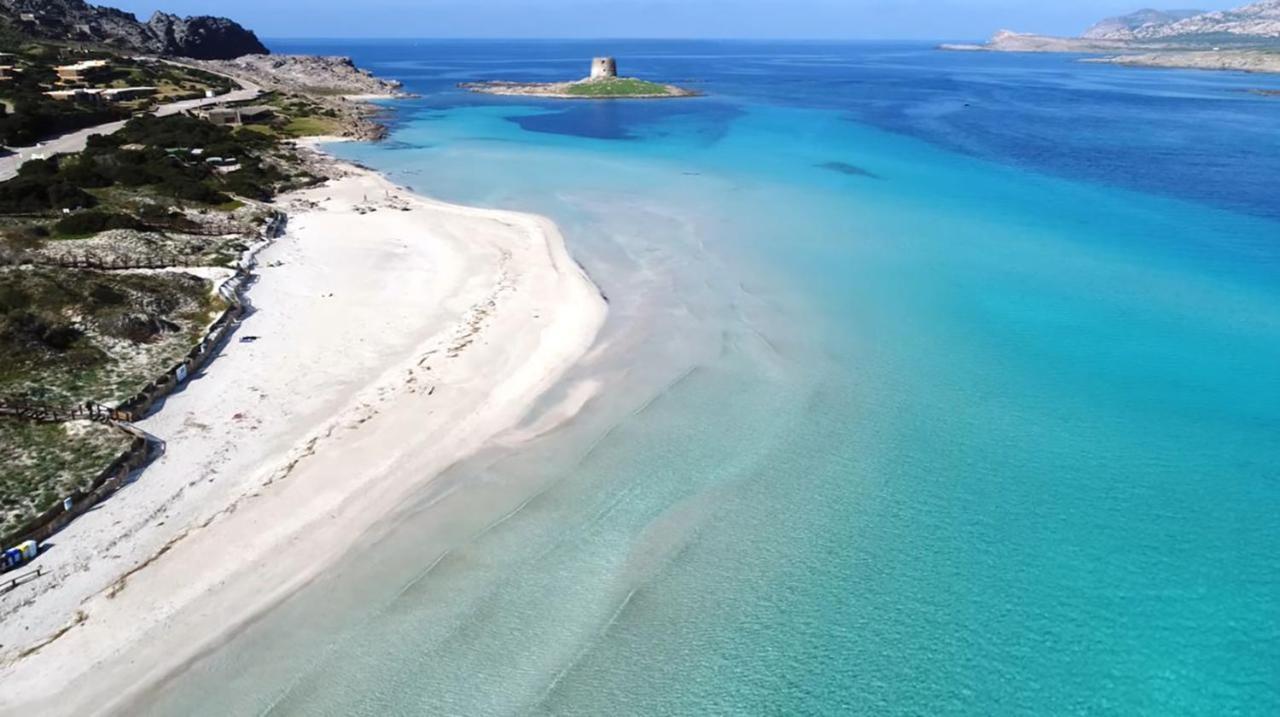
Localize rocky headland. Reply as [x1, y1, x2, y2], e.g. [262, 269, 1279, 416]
[196, 54, 404, 97]
[191, 54, 409, 139]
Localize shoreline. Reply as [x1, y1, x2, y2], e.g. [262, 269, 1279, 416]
[0, 141, 608, 714]
[460, 80, 700, 100]
[941, 34, 1280, 75]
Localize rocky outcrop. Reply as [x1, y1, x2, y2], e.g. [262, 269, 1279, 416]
[190, 55, 406, 141]
[0, 0, 268, 59]
[1083, 9, 1205, 40]
[194, 55, 403, 96]
[144, 11, 268, 60]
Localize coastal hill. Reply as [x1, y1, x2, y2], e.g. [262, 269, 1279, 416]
[1082, 9, 1206, 40]
[1110, 0, 1280, 39]
[947, 0, 1280, 74]
[0, 0, 268, 59]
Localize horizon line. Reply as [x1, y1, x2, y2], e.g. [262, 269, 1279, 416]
[261, 36, 987, 43]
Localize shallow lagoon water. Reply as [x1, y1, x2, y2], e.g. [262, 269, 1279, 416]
[139, 42, 1280, 714]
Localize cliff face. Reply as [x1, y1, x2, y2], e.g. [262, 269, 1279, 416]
[0, 0, 269, 59]
[145, 11, 268, 60]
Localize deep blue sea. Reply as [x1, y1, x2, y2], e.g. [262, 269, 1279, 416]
[142, 41, 1280, 715]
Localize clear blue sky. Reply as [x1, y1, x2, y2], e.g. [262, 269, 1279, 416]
[110, 1, 1242, 40]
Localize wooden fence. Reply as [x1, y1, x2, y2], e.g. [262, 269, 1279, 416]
[0, 252, 213, 271]
[0, 401, 121, 424]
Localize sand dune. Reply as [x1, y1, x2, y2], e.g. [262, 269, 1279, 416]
[0, 145, 606, 715]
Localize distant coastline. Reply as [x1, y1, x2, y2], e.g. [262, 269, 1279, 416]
[945, 0, 1280, 76]
[944, 32, 1280, 75]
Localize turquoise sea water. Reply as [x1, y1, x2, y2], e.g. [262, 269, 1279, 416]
[139, 42, 1280, 714]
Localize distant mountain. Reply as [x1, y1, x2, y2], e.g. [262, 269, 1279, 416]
[1080, 1, 1280, 42]
[1082, 9, 1206, 40]
[951, 0, 1280, 75]
[0, 0, 268, 59]
[976, 1, 1280, 49]
[1143, 0, 1280, 39]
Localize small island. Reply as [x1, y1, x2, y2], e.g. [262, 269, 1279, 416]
[461, 57, 698, 99]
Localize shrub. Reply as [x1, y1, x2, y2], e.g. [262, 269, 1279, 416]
[47, 182, 98, 211]
[54, 211, 143, 236]
[41, 324, 83, 351]
[0, 177, 97, 213]
[0, 286, 31, 312]
[138, 204, 177, 221]
[168, 180, 230, 205]
[90, 283, 127, 306]
[0, 94, 125, 146]
[16, 158, 58, 179]
[58, 159, 113, 189]
[0, 311, 81, 351]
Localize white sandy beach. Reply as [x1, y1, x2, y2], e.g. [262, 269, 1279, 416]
[0, 145, 606, 715]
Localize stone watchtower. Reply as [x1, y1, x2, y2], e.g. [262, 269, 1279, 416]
[590, 57, 618, 80]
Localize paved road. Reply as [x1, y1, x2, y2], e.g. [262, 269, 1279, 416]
[0, 67, 260, 181]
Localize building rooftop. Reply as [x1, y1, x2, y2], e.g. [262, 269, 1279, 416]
[45, 86, 156, 101]
[55, 60, 110, 72]
[206, 105, 274, 118]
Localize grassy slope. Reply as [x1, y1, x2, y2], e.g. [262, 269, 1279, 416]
[0, 418, 132, 537]
[564, 77, 672, 97]
[0, 268, 225, 406]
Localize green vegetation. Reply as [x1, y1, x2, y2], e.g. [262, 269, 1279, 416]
[0, 114, 306, 222]
[0, 418, 133, 537]
[0, 114, 315, 275]
[228, 91, 347, 138]
[0, 50, 339, 539]
[564, 77, 673, 97]
[0, 93, 125, 147]
[0, 114, 297, 409]
[53, 210, 144, 237]
[0, 168, 97, 213]
[0, 46, 233, 146]
[283, 115, 344, 137]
